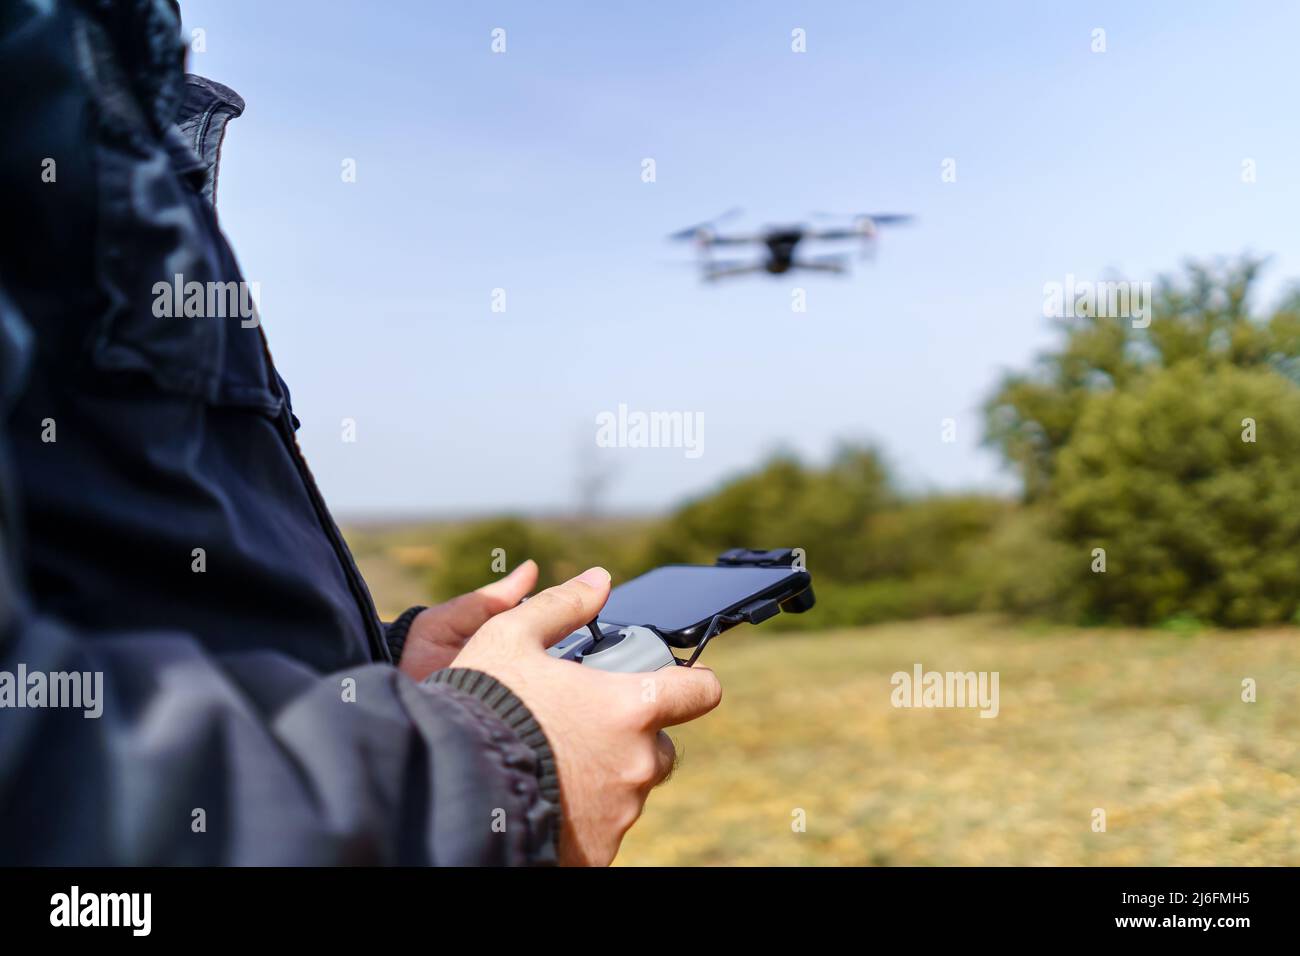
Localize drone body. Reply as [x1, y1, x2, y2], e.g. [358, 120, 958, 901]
[669, 209, 913, 282]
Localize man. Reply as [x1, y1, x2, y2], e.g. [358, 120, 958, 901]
[0, 0, 720, 865]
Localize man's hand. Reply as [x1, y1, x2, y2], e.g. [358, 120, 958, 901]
[397, 560, 538, 681]
[450, 567, 723, 866]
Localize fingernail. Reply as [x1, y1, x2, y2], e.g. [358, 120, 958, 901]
[575, 566, 611, 588]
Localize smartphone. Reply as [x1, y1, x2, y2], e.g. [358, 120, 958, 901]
[599, 563, 813, 648]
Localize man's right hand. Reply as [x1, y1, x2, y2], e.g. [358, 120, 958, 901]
[448, 566, 723, 866]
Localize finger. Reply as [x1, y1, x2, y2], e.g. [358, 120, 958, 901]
[645, 665, 723, 728]
[492, 566, 611, 649]
[435, 560, 539, 637]
[652, 730, 678, 786]
[476, 559, 538, 607]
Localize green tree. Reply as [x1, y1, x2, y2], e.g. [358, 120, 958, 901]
[980, 257, 1300, 625]
[1054, 361, 1300, 626]
[984, 257, 1300, 501]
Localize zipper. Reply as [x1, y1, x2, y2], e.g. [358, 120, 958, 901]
[260, 332, 391, 664]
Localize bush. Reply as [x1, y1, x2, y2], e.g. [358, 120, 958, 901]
[855, 495, 1010, 582]
[641, 446, 894, 579]
[1053, 361, 1300, 626]
[430, 517, 569, 600]
[968, 506, 1079, 619]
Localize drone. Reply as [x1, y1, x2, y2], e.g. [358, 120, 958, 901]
[668, 208, 913, 281]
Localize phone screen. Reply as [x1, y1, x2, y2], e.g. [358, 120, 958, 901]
[600, 565, 802, 634]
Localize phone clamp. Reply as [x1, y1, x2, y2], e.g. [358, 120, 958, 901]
[715, 548, 799, 568]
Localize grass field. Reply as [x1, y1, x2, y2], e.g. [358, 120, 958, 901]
[618, 617, 1300, 865]
[347, 532, 1300, 866]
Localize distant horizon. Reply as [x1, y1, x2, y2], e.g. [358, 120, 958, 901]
[335, 450, 1025, 525]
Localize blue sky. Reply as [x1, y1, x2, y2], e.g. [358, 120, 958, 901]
[181, 0, 1300, 517]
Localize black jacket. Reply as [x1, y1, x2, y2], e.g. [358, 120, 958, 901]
[0, 0, 559, 864]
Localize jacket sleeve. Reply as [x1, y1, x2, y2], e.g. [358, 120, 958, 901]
[0, 288, 560, 865]
[0, 615, 562, 865]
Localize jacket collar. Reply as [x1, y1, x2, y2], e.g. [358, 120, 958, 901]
[175, 74, 245, 208]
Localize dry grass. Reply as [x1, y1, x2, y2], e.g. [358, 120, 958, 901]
[348, 533, 1300, 865]
[617, 617, 1300, 865]
[346, 521, 450, 617]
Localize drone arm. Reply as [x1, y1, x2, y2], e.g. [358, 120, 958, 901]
[703, 261, 766, 281]
[791, 256, 849, 275]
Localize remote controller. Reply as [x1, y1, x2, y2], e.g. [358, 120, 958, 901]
[544, 549, 815, 673]
[547, 624, 680, 672]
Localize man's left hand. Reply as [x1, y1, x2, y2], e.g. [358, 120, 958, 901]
[397, 559, 539, 680]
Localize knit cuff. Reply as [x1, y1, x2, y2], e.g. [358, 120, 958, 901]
[383, 605, 427, 663]
[426, 668, 561, 812]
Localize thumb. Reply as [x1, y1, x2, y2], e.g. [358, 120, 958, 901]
[435, 559, 539, 637]
[643, 665, 723, 728]
[475, 558, 539, 608]
[495, 566, 611, 649]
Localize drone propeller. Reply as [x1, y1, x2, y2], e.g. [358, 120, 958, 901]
[668, 207, 744, 241]
[811, 211, 915, 225]
[809, 211, 913, 259]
